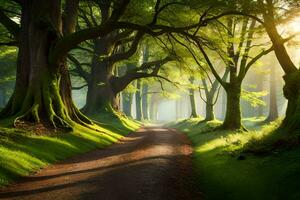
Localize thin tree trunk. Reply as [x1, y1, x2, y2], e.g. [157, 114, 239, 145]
[135, 79, 143, 120]
[142, 84, 149, 120]
[189, 77, 198, 118]
[266, 68, 279, 122]
[122, 92, 133, 117]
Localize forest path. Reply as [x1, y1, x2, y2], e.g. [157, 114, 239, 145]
[0, 127, 202, 200]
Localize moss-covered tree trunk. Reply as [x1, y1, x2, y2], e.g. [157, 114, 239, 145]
[222, 83, 243, 130]
[83, 37, 118, 115]
[0, 0, 91, 130]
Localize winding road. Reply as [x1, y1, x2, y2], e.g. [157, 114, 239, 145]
[0, 127, 202, 200]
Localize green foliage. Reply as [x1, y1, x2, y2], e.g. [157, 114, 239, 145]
[241, 89, 268, 107]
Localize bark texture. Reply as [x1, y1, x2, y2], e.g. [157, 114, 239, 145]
[0, 0, 92, 130]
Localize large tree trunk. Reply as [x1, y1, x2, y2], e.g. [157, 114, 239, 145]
[83, 37, 118, 115]
[266, 68, 278, 122]
[263, 8, 300, 132]
[0, 0, 91, 130]
[222, 83, 243, 130]
[281, 72, 300, 131]
[135, 79, 143, 120]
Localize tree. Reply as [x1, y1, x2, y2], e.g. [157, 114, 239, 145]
[188, 77, 198, 118]
[230, 0, 300, 131]
[174, 16, 274, 129]
[257, 0, 300, 131]
[265, 66, 279, 122]
[0, 0, 218, 129]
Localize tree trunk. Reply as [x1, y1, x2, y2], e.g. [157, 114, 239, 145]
[281, 72, 300, 131]
[189, 77, 198, 118]
[142, 83, 149, 120]
[189, 88, 198, 118]
[122, 92, 133, 117]
[83, 37, 117, 115]
[263, 11, 300, 132]
[266, 68, 278, 122]
[0, 1, 91, 130]
[135, 79, 143, 120]
[205, 93, 215, 121]
[222, 84, 243, 130]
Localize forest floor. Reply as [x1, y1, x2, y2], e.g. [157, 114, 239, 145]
[0, 127, 202, 200]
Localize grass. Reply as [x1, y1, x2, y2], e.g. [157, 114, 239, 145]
[0, 112, 140, 187]
[170, 118, 300, 200]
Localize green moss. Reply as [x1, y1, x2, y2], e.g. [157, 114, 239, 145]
[0, 114, 140, 186]
[170, 119, 300, 200]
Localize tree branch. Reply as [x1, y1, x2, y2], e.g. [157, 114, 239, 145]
[68, 54, 90, 82]
[72, 84, 88, 90]
[0, 9, 20, 39]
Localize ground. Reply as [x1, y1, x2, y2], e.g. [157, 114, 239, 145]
[170, 118, 300, 200]
[0, 127, 202, 200]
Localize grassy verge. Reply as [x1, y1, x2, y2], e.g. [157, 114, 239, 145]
[0, 113, 140, 187]
[170, 118, 300, 200]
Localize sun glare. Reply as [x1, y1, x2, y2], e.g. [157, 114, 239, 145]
[288, 17, 300, 33]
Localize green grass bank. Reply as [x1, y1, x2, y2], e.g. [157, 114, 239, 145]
[169, 118, 300, 200]
[0, 113, 140, 186]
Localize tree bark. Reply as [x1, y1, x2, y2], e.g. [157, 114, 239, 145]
[142, 84, 149, 120]
[205, 93, 215, 121]
[266, 68, 278, 122]
[222, 83, 243, 130]
[135, 79, 143, 120]
[83, 36, 118, 115]
[263, 4, 300, 132]
[122, 92, 133, 117]
[0, 0, 91, 130]
[188, 77, 198, 118]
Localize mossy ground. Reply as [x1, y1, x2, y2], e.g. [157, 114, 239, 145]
[169, 118, 300, 200]
[0, 112, 140, 187]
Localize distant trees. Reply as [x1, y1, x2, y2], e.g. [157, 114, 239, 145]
[188, 77, 198, 118]
[265, 66, 279, 122]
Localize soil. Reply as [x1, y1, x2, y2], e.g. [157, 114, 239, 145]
[0, 127, 202, 200]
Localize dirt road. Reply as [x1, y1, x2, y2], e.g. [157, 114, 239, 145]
[0, 127, 202, 200]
